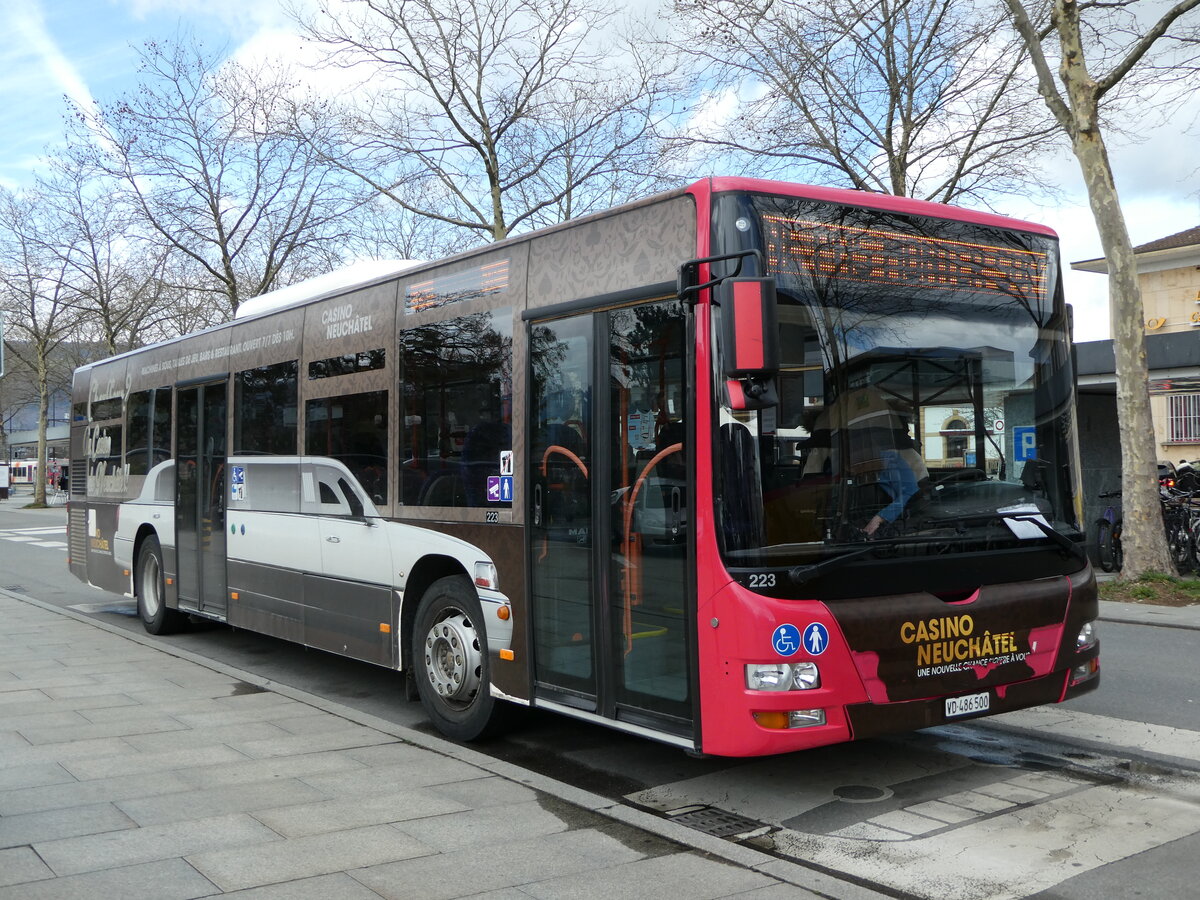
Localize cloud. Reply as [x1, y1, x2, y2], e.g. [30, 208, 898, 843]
[8, 1, 98, 117]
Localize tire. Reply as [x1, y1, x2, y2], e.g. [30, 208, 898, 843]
[412, 575, 508, 741]
[135, 536, 186, 635]
[1169, 520, 1193, 574]
[1096, 519, 1115, 572]
[1188, 518, 1200, 575]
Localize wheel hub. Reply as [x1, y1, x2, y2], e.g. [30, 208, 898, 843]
[424, 610, 482, 705]
[141, 555, 161, 616]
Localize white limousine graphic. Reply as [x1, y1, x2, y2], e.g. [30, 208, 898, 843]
[113, 456, 514, 739]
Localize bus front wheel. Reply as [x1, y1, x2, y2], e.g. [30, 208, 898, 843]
[413, 575, 507, 741]
[136, 536, 185, 635]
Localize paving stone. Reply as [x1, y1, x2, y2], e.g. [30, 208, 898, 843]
[349, 827, 647, 900]
[270, 712, 362, 736]
[0, 738, 141, 772]
[229, 725, 396, 759]
[252, 787, 471, 838]
[0, 770, 194, 817]
[0, 710, 93, 734]
[45, 682, 153, 699]
[342, 741, 439, 767]
[214, 872, 386, 899]
[0, 801, 136, 849]
[0, 689, 49, 707]
[519, 851, 778, 900]
[428, 774, 540, 809]
[300, 758, 486, 797]
[0, 858, 217, 900]
[176, 749, 368, 790]
[174, 699, 314, 730]
[19, 715, 188, 747]
[35, 812, 281, 877]
[391, 798, 569, 850]
[0, 761, 74, 793]
[0, 847, 53, 888]
[60, 742, 250, 781]
[0, 693, 139, 719]
[692, 883, 818, 899]
[188, 823, 436, 892]
[117, 777, 330, 827]
[122, 721, 294, 754]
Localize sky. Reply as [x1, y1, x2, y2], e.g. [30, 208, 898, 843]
[2, 0, 1198, 343]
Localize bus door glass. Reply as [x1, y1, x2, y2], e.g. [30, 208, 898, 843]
[529, 300, 691, 728]
[175, 379, 228, 618]
[530, 314, 595, 700]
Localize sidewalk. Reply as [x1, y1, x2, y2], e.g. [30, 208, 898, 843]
[0, 589, 872, 900]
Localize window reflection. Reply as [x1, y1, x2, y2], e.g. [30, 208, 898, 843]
[235, 360, 298, 456]
[305, 390, 388, 506]
[400, 309, 513, 507]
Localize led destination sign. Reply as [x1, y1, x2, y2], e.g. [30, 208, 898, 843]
[761, 214, 1049, 303]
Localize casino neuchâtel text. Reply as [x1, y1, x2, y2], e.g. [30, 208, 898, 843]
[899, 614, 1020, 669]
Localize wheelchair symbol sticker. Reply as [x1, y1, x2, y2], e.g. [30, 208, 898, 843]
[772, 624, 802, 657]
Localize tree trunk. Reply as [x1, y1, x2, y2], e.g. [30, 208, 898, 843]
[34, 375, 49, 507]
[1072, 131, 1173, 577]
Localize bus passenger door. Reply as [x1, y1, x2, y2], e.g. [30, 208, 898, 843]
[529, 300, 692, 736]
[175, 379, 229, 619]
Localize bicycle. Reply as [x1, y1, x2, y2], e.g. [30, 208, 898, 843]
[1160, 486, 1200, 575]
[1096, 490, 1122, 572]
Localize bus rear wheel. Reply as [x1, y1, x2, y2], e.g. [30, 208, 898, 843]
[413, 575, 507, 741]
[136, 536, 186, 635]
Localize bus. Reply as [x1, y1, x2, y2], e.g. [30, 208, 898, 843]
[6, 458, 69, 489]
[67, 177, 1099, 757]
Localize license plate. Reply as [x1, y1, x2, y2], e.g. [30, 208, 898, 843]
[945, 692, 990, 718]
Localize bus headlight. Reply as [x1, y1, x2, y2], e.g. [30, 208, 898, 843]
[1076, 620, 1097, 652]
[746, 662, 821, 691]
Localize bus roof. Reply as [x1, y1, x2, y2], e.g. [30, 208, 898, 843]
[690, 177, 1059, 239]
[74, 178, 1056, 375]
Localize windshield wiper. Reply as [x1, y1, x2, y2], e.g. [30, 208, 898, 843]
[789, 547, 878, 586]
[995, 512, 1088, 564]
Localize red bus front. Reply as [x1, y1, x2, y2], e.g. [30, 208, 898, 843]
[687, 180, 1099, 756]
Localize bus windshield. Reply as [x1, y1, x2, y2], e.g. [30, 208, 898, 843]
[715, 194, 1083, 576]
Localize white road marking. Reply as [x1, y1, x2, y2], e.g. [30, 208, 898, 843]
[0, 527, 67, 550]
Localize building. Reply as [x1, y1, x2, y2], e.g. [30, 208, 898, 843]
[1072, 226, 1200, 469]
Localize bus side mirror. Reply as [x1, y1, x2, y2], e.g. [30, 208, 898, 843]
[717, 277, 779, 410]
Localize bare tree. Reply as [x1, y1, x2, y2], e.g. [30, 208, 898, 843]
[34, 151, 183, 355]
[289, 0, 682, 242]
[668, 0, 1059, 204]
[1005, 0, 1200, 578]
[70, 36, 360, 319]
[0, 187, 84, 507]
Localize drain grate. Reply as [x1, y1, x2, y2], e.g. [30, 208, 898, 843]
[668, 806, 764, 838]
